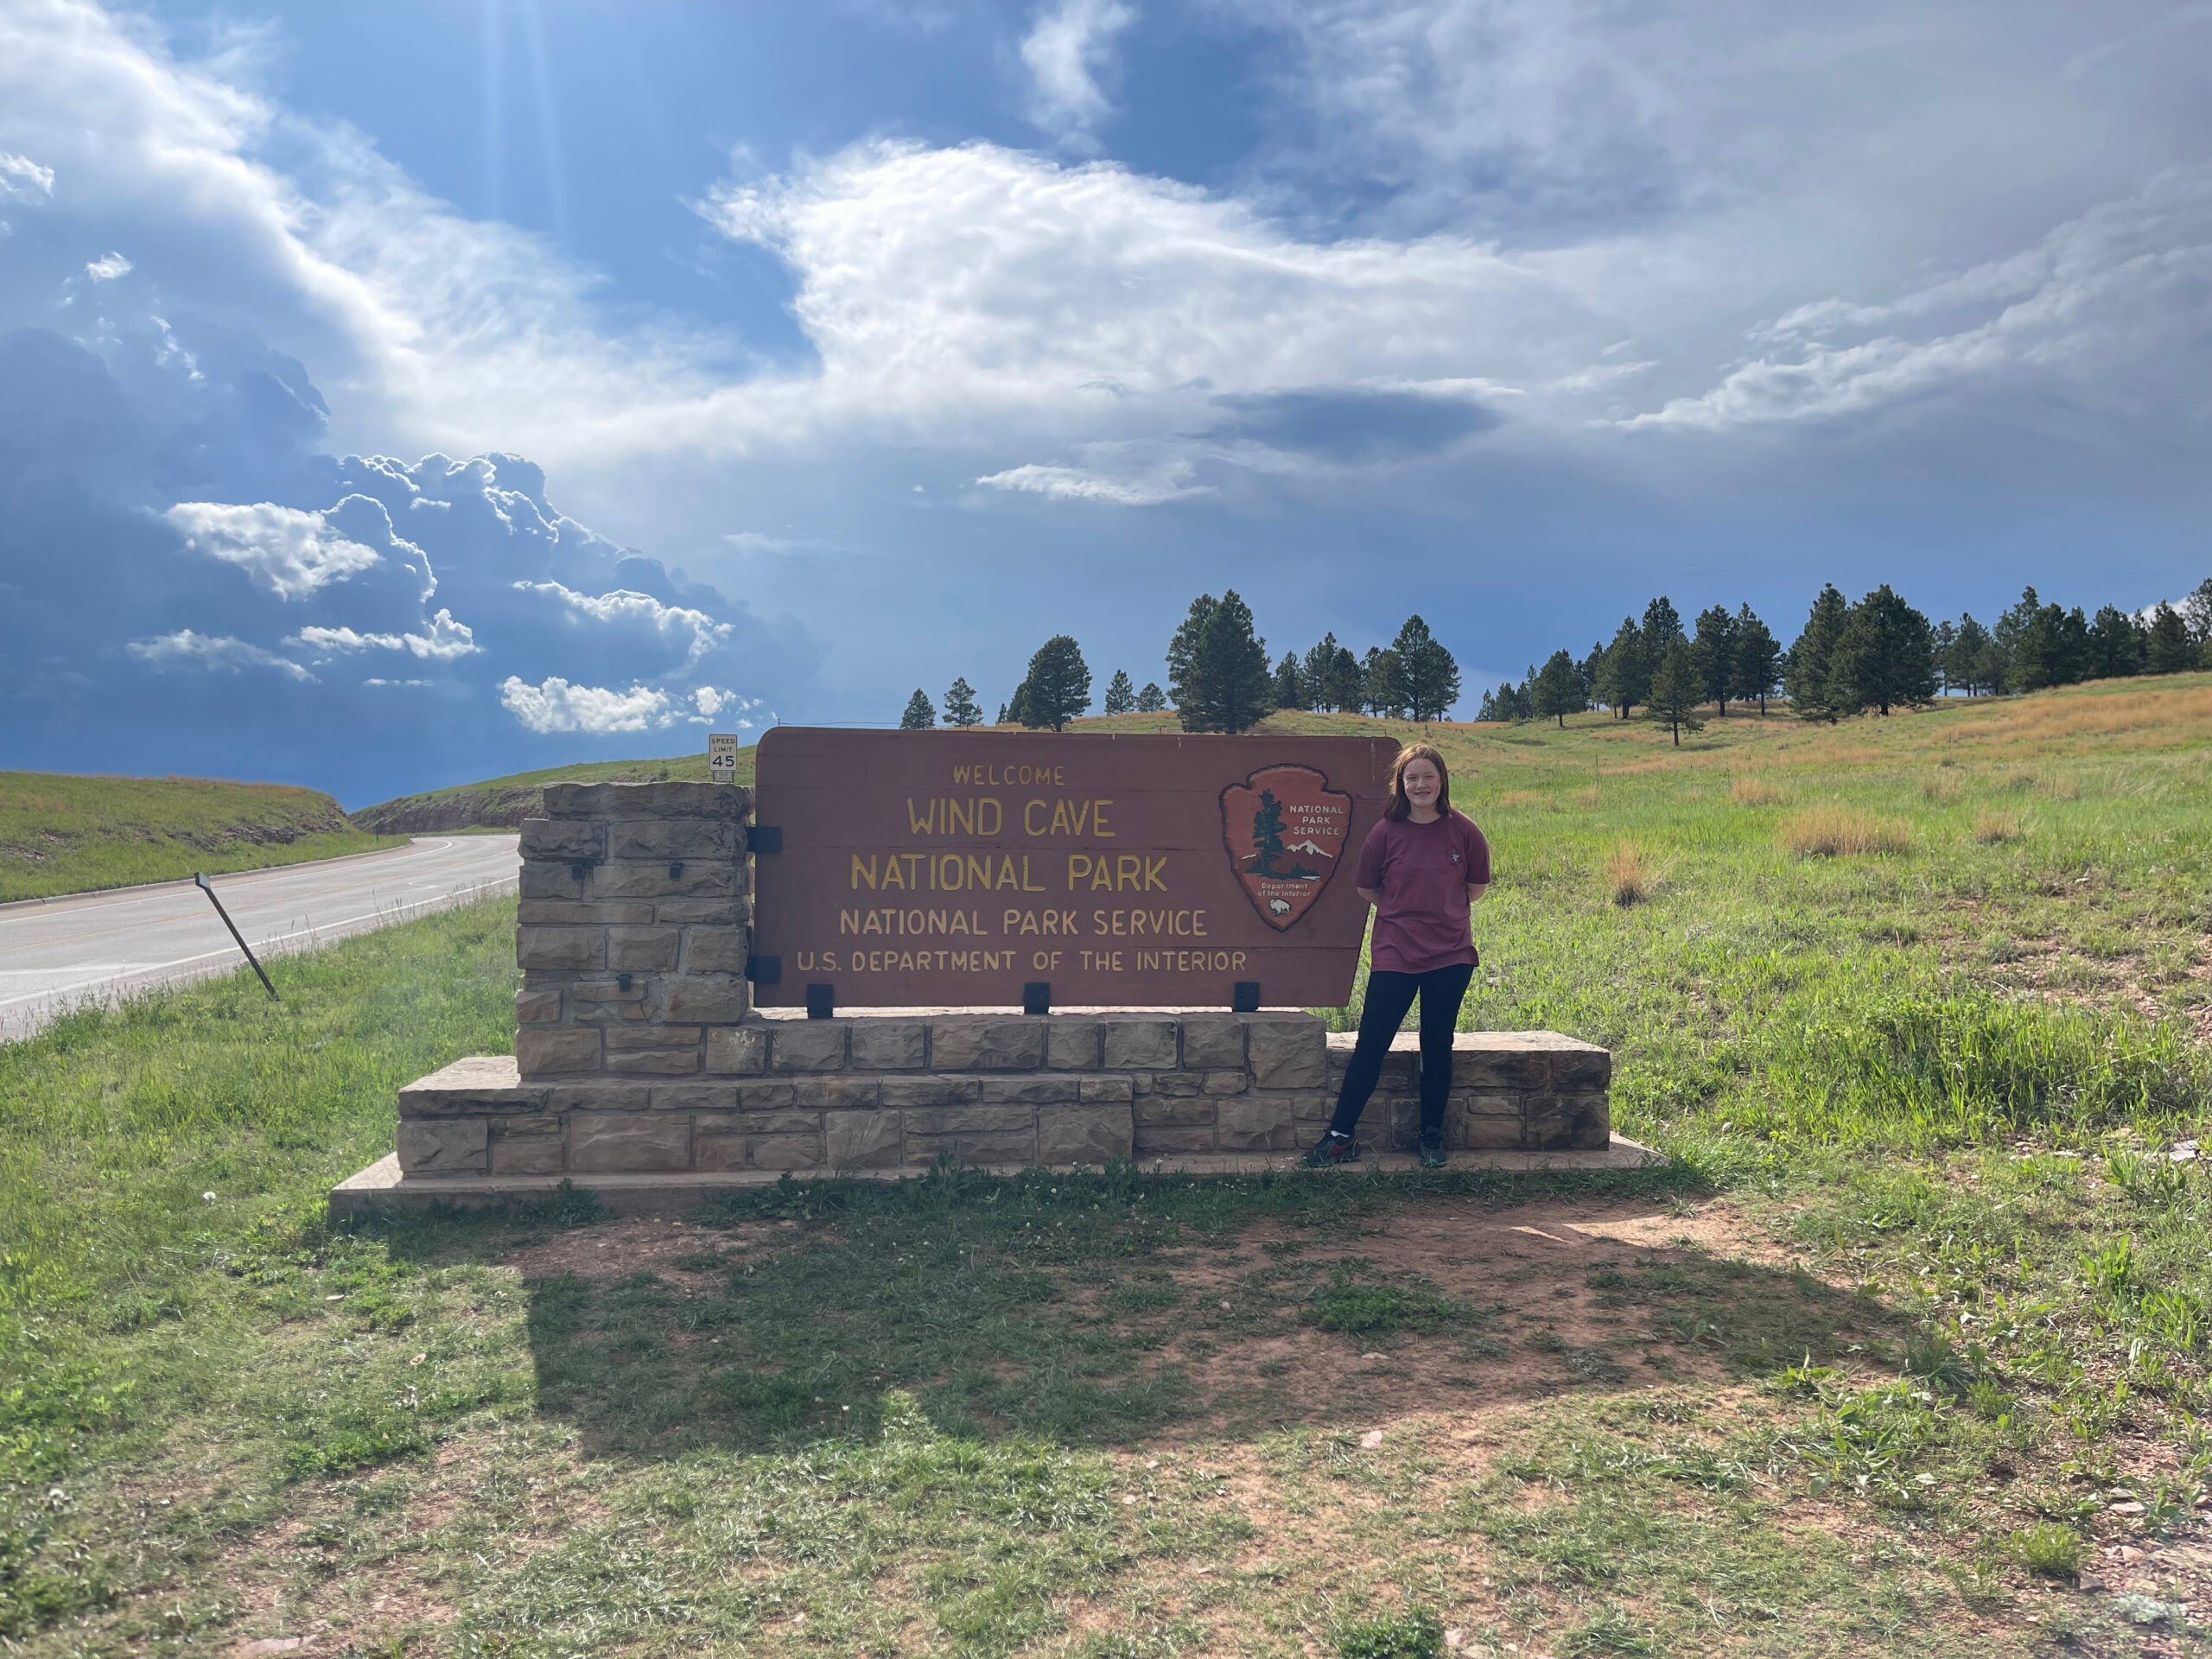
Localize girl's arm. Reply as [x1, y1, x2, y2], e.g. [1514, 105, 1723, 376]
[1467, 882, 1489, 905]
[1356, 887, 1380, 906]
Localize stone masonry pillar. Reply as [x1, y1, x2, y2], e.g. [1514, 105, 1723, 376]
[512, 781, 753, 1078]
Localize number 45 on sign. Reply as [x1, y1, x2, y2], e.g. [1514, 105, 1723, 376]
[709, 734, 739, 784]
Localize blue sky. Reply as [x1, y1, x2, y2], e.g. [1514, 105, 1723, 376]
[1, 0, 2208, 804]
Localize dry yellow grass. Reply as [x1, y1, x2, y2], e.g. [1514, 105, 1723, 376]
[1569, 785, 1602, 810]
[1603, 841, 1650, 906]
[1731, 777, 1782, 805]
[1974, 810, 2021, 844]
[1780, 807, 1913, 858]
[1495, 790, 1542, 809]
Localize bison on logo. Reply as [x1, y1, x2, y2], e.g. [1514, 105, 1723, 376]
[1219, 764, 1353, 931]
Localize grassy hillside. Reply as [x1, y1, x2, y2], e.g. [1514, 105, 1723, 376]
[349, 749, 744, 835]
[2, 672, 2209, 1655]
[0, 772, 406, 902]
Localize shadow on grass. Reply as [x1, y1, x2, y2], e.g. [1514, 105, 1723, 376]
[360, 1160, 1898, 1463]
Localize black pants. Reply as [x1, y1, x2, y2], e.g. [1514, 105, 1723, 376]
[1327, 963, 1475, 1141]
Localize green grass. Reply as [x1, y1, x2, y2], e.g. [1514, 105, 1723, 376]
[4, 675, 2212, 1655]
[0, 771, 404, 900]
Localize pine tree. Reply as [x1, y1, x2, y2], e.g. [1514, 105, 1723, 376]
[899, 689, 935, 729]
[1949, 613, 1995, 695]
[1103, 669, 1136, 715]
[2182, 577, 2212, 657]
[1830, 585, 1936, 715]
[1362, 646, 1408, 719]
[1786, 584, 1850, 721]
[1645, 637, 1705, 746]
[1135, 681, 1167, 712]
[2145, 602, 2195, 673]
[995, 701, 1010, 725]
[1020, 635, 1091, 730]
[1731, 605, 1782, 715]
[942, 676, 983, 728]
[1274, 652, 1305, 709]
[1690, 605, 1736, 715]
[1577, 642, 1604, 703]
[1004, 679, 1032, 727]
[1392, 615, 1462, 721]
[1932, 620, 1958, 694]
[1642, 596, 1683, 655]
[2087, 606, 2145, 680]
[1532, 649, 1586, 728]
[1302, 634, 1342, 709]
[1592, 618, 1648, 719]
[1991, 587, 2042, 694]
[1166, 594, 1217, 712]
[1323, 645, 1364, 714]
[1174, 590, 1274, 733]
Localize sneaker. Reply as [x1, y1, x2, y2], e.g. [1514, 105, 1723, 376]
[1418, 1133, 1446, 1168]
[1302, 1131, 1360, 1167]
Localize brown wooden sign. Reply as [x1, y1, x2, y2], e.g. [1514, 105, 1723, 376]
[749, 728, 1400, 1008]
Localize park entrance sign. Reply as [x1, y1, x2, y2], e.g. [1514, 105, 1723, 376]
[748, 728, 1399, 1009]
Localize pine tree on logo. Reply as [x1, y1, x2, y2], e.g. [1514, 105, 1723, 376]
[1247, 790, 1317, 880]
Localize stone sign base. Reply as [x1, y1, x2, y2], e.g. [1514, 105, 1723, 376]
[333, 1010, 1636, 1216]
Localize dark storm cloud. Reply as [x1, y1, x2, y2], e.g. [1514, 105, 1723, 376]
[1197, 387, 1504, 463]
[0, 322, 818, 803]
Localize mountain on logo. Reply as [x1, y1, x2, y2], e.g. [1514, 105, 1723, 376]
[1282, 837, 1336, 859]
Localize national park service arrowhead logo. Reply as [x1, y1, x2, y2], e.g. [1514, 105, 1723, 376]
[1220, 764, 1353, 931]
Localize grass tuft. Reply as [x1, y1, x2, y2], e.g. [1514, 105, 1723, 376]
[2005, 1522, 2088, 1579]
[1730, 776, 1783, 805]
[1602, 841, 1650, 906]
[1972, 810, 2021, 843]
[1780, 806, 1912, 858]
[1305, 1263, 1473, 1335]
[1336, 1605, 1445, 1658]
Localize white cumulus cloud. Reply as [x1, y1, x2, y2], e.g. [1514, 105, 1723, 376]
[498, 675, 675, 734]
[290, 608, 478, 659]
[128, 629, 314, 680]
[84, 250, 130, 280]
[513, 580, 734, 665]
[164, 501, 390, 600]
[0, 151, 53, 201]
[1020, 0, 1135, 146]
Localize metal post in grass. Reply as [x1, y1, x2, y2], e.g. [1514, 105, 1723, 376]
[194, 872, 280, 1001]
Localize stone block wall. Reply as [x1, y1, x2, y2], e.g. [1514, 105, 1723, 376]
[512, 782, 753, 1080]
[393, 1013, 1611, 1179]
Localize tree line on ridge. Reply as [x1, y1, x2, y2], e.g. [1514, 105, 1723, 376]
[898, 592, 1460, 734]
[898, 576, 2212, 741]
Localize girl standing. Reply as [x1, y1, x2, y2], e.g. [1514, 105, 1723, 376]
[1304, 742, 1489, 1168]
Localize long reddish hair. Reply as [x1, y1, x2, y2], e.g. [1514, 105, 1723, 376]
[1383, 743, 1452, 822]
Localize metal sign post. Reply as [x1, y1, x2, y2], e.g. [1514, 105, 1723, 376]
[194, 873, 281, 1001]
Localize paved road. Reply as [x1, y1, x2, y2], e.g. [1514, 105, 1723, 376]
[0, 836, 520, 1044]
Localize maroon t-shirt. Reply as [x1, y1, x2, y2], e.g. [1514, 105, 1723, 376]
[1355, 809, 1491, 975]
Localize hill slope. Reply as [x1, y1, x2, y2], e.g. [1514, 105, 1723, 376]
[0, 772, 405, 901]
[349, 750, 750, 835]
[353, 675, 2212, 832]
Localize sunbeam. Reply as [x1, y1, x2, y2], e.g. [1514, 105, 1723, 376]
[518, 0, 571, 245]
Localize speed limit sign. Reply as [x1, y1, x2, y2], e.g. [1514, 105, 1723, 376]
[708, 734, 739, 784]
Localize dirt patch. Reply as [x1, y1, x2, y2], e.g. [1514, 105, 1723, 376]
[1122, 1196, 1874, 1439]
[501, 1215, 794, 1287]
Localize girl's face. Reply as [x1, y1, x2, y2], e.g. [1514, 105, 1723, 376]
[1402, 758, 1442, 811]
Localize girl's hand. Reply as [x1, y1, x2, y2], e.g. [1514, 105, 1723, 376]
[1466, 882, 1489, 905]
